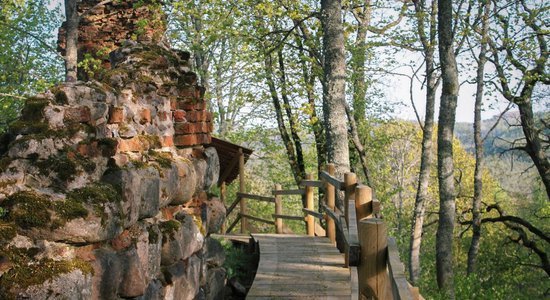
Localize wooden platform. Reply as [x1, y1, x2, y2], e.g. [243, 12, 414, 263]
[247, 234, 351, 299]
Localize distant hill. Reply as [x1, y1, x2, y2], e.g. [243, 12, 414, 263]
[454, 111, 549, 160]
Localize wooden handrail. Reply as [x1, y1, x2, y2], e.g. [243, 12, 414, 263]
[224, 164, 421, 300]
[272, 214, 304, 221]
[299, 179, 323, 188]
[225, 196, 241, 216]
[272, 189, 306, 195]
[240, 213, 275, 225]
[387, 237, 415, 300]
[319, 170, 345, 190]
[237, 192, 276, 203]
[302, 208, 323, 219]
[225, 214, 241, 233]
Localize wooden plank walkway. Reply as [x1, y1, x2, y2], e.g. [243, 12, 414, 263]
[247, 234, 351, 300]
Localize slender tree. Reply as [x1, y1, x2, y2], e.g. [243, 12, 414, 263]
[467, 0, 490, 275]
[321, 0, 350, 189]
[409, 0, 439, 284]
[435, 0, 459, 297]
[488, 0, 550, 200]
[64, 0, 78, 82]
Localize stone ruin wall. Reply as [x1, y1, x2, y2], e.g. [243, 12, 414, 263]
[0, 1, 227, 299]
[58, 0, 167, 75]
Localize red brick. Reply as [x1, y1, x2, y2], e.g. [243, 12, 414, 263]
[108, 106, 124, 124]
[186, 111, 208, 122]
[174, 122, 190, 135]
[174, 134, 198, 147]
[161, 135, 174, 147]
[139, 108, 151, 124]
[207, 122, 214, 133]
[117, 137, 151, 152]
[197, 133, 212, 144]
[205, 111, 213, 122]
[179, 101, 206, 111]
[172, 110, 186, 122]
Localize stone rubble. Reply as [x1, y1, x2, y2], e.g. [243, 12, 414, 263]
[0, 29, 226, 300]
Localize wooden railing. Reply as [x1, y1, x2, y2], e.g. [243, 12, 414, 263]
[224, 163, 421, 300]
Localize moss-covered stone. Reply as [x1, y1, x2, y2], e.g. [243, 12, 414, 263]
[0, 222, 17, 243]
[53, 199, 89, 223]
[0, 157, 12, 173]
[0, 247, 93, 299]
[147, 225, 159, 244]
[148, 150, 173, 169]
[19, 98, 49, 122]
[2, 191, 52, 229]
[37, 154, 78, 182]
[97, 138, 118, 156]
[66, 183, 122, 225]
[159, 219, 180, 240]
[8, 120, 49, 136]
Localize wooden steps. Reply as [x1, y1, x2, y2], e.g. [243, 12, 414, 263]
[247, 234, 351, 299]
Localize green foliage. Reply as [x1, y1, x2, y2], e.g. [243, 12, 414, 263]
[219, 238, 257, 282]
[0, 0, 63, 133]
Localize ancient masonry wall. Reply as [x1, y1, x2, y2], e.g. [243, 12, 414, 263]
[0, 20, 226, 300]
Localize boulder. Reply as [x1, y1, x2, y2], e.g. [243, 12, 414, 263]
[90, 248, 123, 299]
[9, 269, 93, 300]
[206, 267, 227, 300]
[204, 147, 219, 190]
[204, 197, 226, 235]
[160, 213, 204, 266]
[163, 255, 202, 300]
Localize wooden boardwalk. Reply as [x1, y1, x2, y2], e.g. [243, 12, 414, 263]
[247, 234, 351, 299]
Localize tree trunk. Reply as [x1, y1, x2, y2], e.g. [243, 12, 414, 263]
[436, 0, 458, 297]
[409, 0, 438, 285]
[467, 0, 490, 275]
[295, 21, 326, 177]
[277, 49, 306, 184]
[263, 50, 304, 186]
[347, 0, 374, 187]
[321, 0, 350, 190]
[64, 0, 79, 82]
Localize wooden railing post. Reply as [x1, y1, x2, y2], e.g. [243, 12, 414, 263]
[358, 218, 388, 300]
[274, 184, 283, 234]
[239, 148, 247, 234]
[326, 163, 336, 245]
[305, 173, 315, 236]
[220, 181, 226, 233]
[344, 172, 357, 226]
[355, 185, 373, 221]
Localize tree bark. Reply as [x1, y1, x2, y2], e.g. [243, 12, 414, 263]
[409, 0, 438, 285]
[467, 0, 490, 275]
[489, 1, 550, 200]
[263, 50, 304, 186]
[321, 0, 350, 190]
[277, 48, 306, 184]
[436, 0, 458, 297]
[64, 0, 79, 82]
